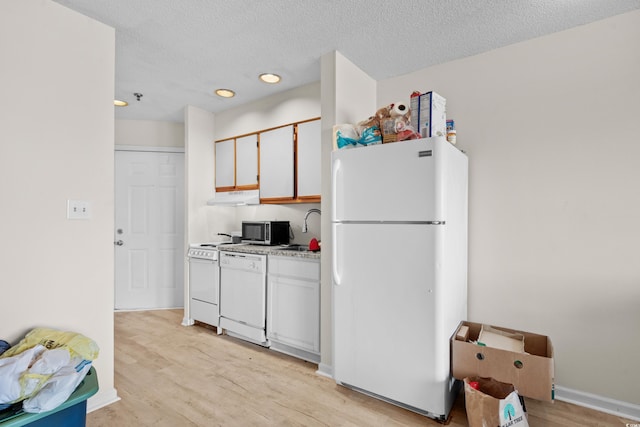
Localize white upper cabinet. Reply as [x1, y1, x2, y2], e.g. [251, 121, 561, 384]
[259, 125, 294, 200]
[215, 139, 235, 189]
[296, 119, 321, 199]
[216, 118, 321, 203]
[236, 134, 258, 188]
[215, 134, 259, 191]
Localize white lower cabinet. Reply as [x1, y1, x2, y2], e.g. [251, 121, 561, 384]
[267, 255, 320, 363]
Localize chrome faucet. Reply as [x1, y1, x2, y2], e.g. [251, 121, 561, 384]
[302, 208, 321, 233]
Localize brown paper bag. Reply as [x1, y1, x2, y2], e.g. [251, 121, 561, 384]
[464, 376, 528, 427]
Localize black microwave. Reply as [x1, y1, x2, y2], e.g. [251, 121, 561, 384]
[241, 221, 290, 245]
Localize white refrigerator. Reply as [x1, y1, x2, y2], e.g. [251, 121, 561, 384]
[331, 137, 468, 420]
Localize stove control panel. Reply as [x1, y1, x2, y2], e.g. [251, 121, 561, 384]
[187, 247, 218, 261]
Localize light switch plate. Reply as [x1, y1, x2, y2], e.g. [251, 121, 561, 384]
[67, 200, 91, 219]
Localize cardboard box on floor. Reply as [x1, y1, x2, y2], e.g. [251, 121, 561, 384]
[452, 321, 555, 402]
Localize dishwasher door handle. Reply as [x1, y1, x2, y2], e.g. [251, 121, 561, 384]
[223, 253, 246, 258]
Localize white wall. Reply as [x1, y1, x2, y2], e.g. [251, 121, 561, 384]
[183, 105, 217, 323]
[0, 0, 117, 409]
[319, 52, 377, 372]
[185, 106, 217, 243]
[377, 10, 640, 404]
[214, 82, 321, 140]
[115, 120, 184, 148]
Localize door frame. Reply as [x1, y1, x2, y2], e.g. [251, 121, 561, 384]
[114, 145, 186, 310]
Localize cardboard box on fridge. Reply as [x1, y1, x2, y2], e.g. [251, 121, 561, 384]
[452, 321, 555, 402]
[409, 91, 446, 138]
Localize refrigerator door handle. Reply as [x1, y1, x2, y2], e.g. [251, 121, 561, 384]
[332, 224, 342, 286]
[331, 158, 341, 221]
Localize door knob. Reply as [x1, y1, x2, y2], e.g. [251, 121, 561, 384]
[115, 240, 124, 246]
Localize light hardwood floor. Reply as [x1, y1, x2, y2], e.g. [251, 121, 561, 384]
[87, 310, 633, 426]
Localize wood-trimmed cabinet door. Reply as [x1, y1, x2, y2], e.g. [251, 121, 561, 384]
[215, 139, 235, 191]
[215, 135, 258, 191]
[235, 134, 259, 189]
[259, 125, 294, 201]
[296, 119, 321, 201]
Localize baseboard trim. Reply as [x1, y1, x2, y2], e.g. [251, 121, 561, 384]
[555, 385, 640, 422]
[87, 387, 120, 413]
[316, 363, 333, 379]
[114, 307, 182, 312]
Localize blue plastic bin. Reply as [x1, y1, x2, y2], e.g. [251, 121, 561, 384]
[0, 367, 99, 427]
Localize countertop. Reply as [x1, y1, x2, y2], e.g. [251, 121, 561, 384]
[219, 243, 321, 260]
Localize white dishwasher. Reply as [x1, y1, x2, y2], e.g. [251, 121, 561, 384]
[219, 251, 269, 346]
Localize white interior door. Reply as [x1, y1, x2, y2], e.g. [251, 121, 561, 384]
[115, 150, 185, 310]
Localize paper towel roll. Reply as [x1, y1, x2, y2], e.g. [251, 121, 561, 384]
[390, 102, 409, 118]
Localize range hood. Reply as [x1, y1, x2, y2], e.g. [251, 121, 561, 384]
[207, 190, 260, 206]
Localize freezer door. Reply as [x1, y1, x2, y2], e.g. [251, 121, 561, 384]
[332, 222, 452, 415]
[332, 138, 439, 222]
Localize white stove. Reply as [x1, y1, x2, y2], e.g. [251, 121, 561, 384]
[187, 241, 235, 259]
[187, 242, 230, 330]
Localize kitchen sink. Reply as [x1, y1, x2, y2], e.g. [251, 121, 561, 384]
[279, 244, 311, 252]
[279, 244, 322, 253]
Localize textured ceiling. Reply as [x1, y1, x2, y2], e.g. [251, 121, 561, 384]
[52, 0, 640, 122]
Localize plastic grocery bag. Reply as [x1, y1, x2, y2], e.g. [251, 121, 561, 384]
[334, 123, 382, 150]
[464, 376, 529, 427]
[22, 361, 92, 413]
[500, 390, 529, 427]
[0, 328, 98, 413]
[0, 345, 70, 404]
[358, 126, 382, 146]
[0, 328, 99, 361]
[334, 124, 359, 149]
[0, 345, 46, 403]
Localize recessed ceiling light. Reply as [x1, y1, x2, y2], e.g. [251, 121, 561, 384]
[215, 89, 236, 98]
[259, 73, 281, 84]
[114, 99, 128, 107]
